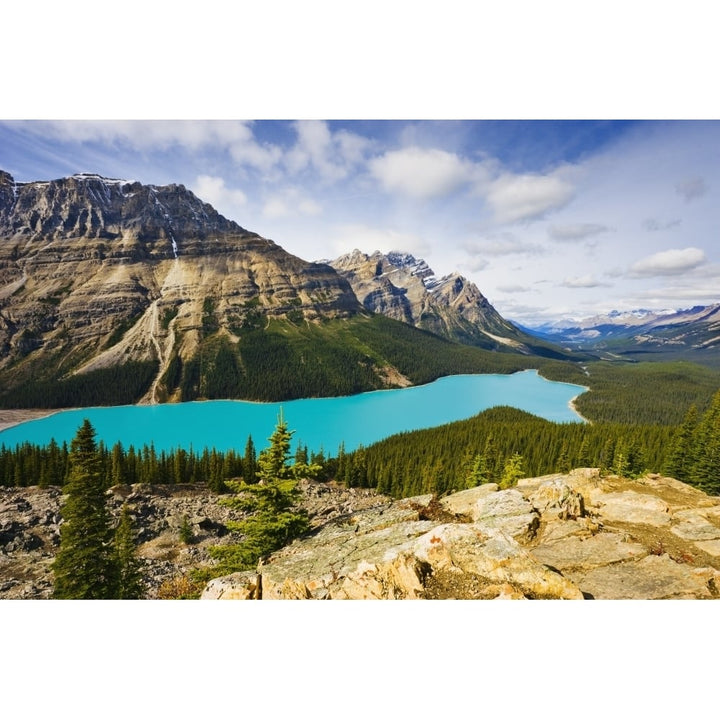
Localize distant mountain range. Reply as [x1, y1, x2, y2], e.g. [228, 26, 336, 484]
[524, 305, 720, 364]
[0, 170, 574, 408]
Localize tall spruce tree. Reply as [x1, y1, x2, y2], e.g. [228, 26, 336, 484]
[53, 419, 118, 599]
[689, 391, 720, 494]
[114, 504, 144, 599]
[208, 413, 310, 575]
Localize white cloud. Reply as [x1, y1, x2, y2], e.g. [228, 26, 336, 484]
[629, 247, 706, 277]
[464, 257, 490, 273]
[262, 198, 289, 218]
[675, 176, 708, 202]
[285, 120, 370, 181]
[560, 274, 612, 288]
[298, 199, 322, 216]
[192, 175, 247, 219]
[17, 120, 284, 174]
[261, 187, 324, 218]
[548, 223, 612, 241]
[486, 172, 575, 224]
[369, 146, 475, 199]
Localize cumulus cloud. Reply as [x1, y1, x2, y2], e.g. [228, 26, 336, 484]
[486, 172, 574, 224]
[285, 120, 371, 181]
[192, 175, 247, 219]
[675, 176, 708, 202]
[262, 198, 289, 218]
[548, 223, 612, 241]
[560, 274, 612, 288]
[262, 187, 324, 218]
[369, 146, 475, 199]
[629, 247, 706, 277]
[643, 218, 682, 232]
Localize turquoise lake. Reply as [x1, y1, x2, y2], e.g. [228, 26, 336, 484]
[0, 370, 586, 454]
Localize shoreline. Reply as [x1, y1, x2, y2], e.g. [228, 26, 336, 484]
[0, 409, 60, 433]
[569, 390, 592, 424]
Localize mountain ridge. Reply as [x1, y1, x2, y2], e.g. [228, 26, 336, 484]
[328, 248, 573, 359]
[0, 170, 569, 408]
[524, 303, 720, 363]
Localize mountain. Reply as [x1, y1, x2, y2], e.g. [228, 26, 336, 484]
[329, 249, 572, 359]
[0, 171, 554, 408]
[525, 304, 720, 364]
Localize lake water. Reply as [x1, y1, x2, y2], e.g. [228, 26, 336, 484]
[0, 370, 586, 454]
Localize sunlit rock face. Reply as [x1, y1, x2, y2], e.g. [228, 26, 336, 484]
[0, 171, 362, 391]
[329, 249, 534, 352]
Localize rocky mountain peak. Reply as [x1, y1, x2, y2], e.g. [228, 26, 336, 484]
[0, 170, 253, 253]
[329, 248, 539, 352]
[0, 169, 366, 403]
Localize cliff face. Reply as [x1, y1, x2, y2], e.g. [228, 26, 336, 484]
[0, 171, 362, 399]
[329, 249, 538, 352]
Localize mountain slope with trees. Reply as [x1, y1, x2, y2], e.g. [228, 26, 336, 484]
[0, 170, 579, 408]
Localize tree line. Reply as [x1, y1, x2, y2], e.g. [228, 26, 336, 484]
[663, 389, 720, 495]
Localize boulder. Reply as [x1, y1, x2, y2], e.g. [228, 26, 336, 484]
[527, 478, 585, 519]
[472, 489, 540, 540]
[200, 571, 260, 600]
[670, 510, 720, 542]
[593, 490, 671, 527]
[694, 539, 720, 557]
[575, 554, 720, 600]
[404, 523, 583, 600]
[531, 532, 647, 571]
[439, 484, 498, 517]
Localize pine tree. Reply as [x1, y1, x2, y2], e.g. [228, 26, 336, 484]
[499, 453, 525, 489]
[114, 504, 144, 599]
[53, 419, 118, 599]
[464, 452, 490, 488]
[209, 413, 310, 575]
[689, 391, 720, 494]
[242, 435, 257, 484]
[665, 405, 699, 481]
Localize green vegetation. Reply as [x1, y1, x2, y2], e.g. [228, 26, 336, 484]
[0, 361, 158, 409]
[571, 360, 720, 425]
[205, 412, 310, 577]
[51, 420, 145, 599]
[179, 515, 195, 545]
[52, 420, 119, 599]
[664, 390, 720, 494]
[178, 314, 557, 404]
[338, 406, 675, 498]
[113, 503, 144, 599]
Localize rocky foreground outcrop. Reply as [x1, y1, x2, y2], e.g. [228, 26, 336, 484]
[0, 479, 384, 599]
[202, 470, 720, 600]
[4, 470, 720, 599]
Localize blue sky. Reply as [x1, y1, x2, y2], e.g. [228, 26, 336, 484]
[2, 119, 718, 324]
